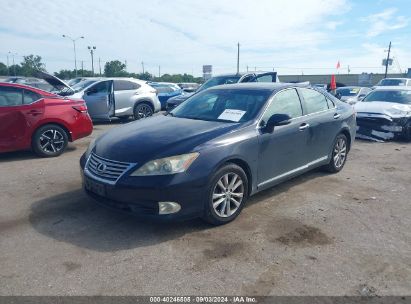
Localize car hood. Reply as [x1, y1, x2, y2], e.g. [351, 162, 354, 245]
[167, 93, 194, 104]
[355, 101, 411, 118]
[35, 71, 74, 95]
[94, 115, 240, 163]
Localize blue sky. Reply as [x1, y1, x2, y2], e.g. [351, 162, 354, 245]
[0, 0, 410, 76]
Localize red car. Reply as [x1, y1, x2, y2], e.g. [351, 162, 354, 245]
[0, 82, 93, 157]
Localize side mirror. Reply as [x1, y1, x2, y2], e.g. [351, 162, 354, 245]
[264, 114, 292, 132]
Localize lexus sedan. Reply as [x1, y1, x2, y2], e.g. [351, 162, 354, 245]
[0, 82, 93, 157]
[80, 83, 355, 225]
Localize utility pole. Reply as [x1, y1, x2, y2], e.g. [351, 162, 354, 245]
[88, 46, 96, 76]
[6, 53, 9, 75]
[99, 57, 102, 76]
[81, 61, 84, 77]
[8, 52, 17, 76]
[384, 41, 391, 78]
[246, 65, 249, 72]
[158, 65, 161, 78]
[236, 42, 240, 74]
[141, 61, 145, 74]
[348, 65, 351, 74]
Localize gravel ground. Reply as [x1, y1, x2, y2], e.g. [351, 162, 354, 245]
[0, 121, 410, 296]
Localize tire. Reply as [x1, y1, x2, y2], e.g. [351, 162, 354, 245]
[323, 133, 348, 173]
[202, 164, 248, 225]
[32, 124, 69, 157]
[133, 102, 153, 120]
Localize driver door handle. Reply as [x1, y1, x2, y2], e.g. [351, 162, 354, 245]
[299, 123, 310, 131]
[334, 113, 341, 119]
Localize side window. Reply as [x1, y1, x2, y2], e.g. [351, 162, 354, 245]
[0, 86, 23, 107]
[114, 80, 140, 91]
[300, 88, 329, 114]
[23, 90, 41, 104]
[255, 74, 274, 83]
[262, 89, 302, 123]
[89, 81, 111, 94]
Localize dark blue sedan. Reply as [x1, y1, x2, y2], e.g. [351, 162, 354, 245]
[80, 83, 356, 225]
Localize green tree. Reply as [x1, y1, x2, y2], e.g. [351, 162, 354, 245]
[20, 55, 46, 76]
[0, 62, 8, 76]
[104, 60, 127, 77]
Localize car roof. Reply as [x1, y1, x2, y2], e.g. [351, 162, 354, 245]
[208, 82, 310, 91]
[0, 82, 57, 96]
[381, 78, 411, 80]
[373, 86, 411, 90]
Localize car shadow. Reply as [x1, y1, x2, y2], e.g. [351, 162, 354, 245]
[0, 145, 78, 163]
[28, 169, 328, 253]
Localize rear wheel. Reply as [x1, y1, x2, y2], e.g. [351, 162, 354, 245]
[202, 164, 248, 225]
[133, 103, 153, 120]
[323, 133, 348, 173]
[32, 124, 68, 157]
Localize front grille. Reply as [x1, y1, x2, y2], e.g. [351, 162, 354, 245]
[86, 152, 133, 183]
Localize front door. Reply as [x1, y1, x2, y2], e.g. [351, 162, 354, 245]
[83, 80, 114, 120]
[257, 88, 309, 189]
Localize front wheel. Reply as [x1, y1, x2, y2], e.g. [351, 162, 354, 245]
[202, 164, 248, 225]
[323, 133, 348, 173]
[32, 124, 68, 157]
[133, 103, 153, 120]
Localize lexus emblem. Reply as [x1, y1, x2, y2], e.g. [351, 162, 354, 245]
[96, 162, 107, 173]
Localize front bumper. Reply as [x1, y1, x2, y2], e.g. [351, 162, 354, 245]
[80, 154, 207, 220]
[356, 113, 410, 141]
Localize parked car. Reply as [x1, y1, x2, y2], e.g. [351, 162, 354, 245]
[2, 76, 53, 91]
[36, 72, 161, 121]
[374, 78, 411, 88]
[67, 77, 98, 87]
[335, 86, 372, 104]
[177, 82, 201, 93]
[355, 86, 411, 141]
[0, 82, 93, 157]
[80, 83, 355, 225]
[166, 72, 279, 111]
[149, 82, 184, 110]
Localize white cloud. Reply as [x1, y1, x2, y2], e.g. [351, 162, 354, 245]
[0, 0, 349, 74]
[362, 8, 409, 37]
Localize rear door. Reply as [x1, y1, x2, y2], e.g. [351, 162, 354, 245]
[257, 88, 309, 189]
[113, 80, 140, 116]
[0, 86, 44, 152]
[83, 80, 113, 120]
[298, 88, 341, 162]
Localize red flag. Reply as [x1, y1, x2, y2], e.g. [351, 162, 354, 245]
[336, 61, 341, 69]
[330, 75, 337, 91]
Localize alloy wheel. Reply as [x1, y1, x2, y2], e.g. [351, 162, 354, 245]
[136, 104, 153, 119]
[212, 173, 244, 217]
[39, 129, 65, 153]
[333, 137, 347, 168]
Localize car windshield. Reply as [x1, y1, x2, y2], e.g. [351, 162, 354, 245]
[71, 79, 98, 93]
[336, 87, 360, 96]
[363, 90, 411, 104]
[199, 75, 242, 92]
[378, 79, 407, 86]
[171, 88, 271, 123]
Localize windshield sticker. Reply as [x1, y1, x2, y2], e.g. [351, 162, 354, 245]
[350, 88, 360, 93]
[218, 109, 246, 122]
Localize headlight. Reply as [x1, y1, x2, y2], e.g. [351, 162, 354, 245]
[130, 152, 199, 176]
[85, 138, 96, 156]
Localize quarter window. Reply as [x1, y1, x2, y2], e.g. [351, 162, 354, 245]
[23, 90, 41, 104]
[262, 89, 303, 123]
[0, 86, 23, 106]
[300, 88, 329, 114]
[114, 80, 140, 91]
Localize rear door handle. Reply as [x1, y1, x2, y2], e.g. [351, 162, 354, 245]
[334, 113, 341, 119]
[299, 123, 310, 131]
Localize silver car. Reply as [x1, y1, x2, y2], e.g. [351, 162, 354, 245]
[335, 86, 372, 104]
[36, 72, 161, 121]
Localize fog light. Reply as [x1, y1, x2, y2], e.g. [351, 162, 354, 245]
[158, 202, 181, 215]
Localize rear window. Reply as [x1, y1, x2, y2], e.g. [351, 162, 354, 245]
[379, 79, 407, 86]
[114, 80, 140, 91]
[336, 87, 360, 96]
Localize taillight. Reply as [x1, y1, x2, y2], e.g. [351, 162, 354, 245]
[72, 105, 88, 113]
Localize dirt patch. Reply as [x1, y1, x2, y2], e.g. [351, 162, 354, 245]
[63, 261, 82, 272]
[202, 241, 245, 260]
[276, 225, 332, 246]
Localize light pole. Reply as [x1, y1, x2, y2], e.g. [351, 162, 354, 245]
[88, 46, 96, 76]
[8, 52, 17, 76]
[62, 34, 84, 77]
